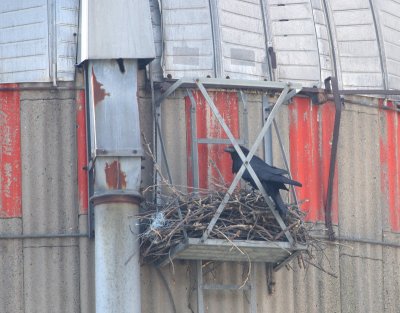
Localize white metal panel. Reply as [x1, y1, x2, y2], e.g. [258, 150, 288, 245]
[0, 0, 50, 83]
[268, 1, 321, 86]
[149, 0, 163, 82]
[56, 0, 79, 81]
[162, 0, 214, 78]
[311, 0, 333, 80]
[375, 0, 400, 89]
[219, 0, 268, 80]
[79, 0, 155, 63]
[328, 0, 384, 89]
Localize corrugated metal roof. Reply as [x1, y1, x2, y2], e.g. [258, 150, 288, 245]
[219, 0, 268, 80]
[329, 0, 385, 89]
[375, 1, 400, 89]
[161, 0, 214, 78]
[0, 0, 50, 83]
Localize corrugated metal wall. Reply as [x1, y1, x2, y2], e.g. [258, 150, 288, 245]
[0, 74, 400, 313]
[1, 1, 400, 313]
[268, 0, 322, 85]
[1, 0, 399, 89]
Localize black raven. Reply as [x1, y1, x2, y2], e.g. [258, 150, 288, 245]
[224, 145, 302, 217]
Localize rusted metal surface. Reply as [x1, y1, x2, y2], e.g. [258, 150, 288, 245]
[87, 60, 142, 157]
[78, 0, 155, 64]
[104, 160, 127, 190]
[91, 67, 110, 107]
[0, 83, 21, 218]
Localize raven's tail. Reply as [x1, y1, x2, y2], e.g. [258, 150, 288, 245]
[270, 190, 288, 217]
[282, 176, 302, 187]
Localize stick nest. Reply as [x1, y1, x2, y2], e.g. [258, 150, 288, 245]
[138, 186, 310, 264]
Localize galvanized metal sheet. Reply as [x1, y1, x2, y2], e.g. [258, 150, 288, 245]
[219, 0, 268, 80]
[327, 0, 384, 89]
[0, 0, 50, 83]
[87, 60, 141, 156]
[161, 0, 214, 78]
[375, 0, 400, 89]
[56, 0, 79, 81]
[268, 1, 321, 86]
[79, 0, 155, 63]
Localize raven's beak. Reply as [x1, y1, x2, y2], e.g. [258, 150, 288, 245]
[224, 146, 235, 153]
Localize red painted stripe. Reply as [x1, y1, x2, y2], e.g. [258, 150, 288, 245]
[186, 91, 239, 190]
[0, 84, 21, 218]
[76, 90, 89, 214]
[289, 97, 338, 223]
[289, 97, 319, 221]
[379, 102, 400, 232]
[320, 102, 338, 224]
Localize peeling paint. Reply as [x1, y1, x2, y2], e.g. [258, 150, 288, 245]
[0, 83, 21, 218]
[379, 101, 400, 232]
[105, 160, 127, 190]
[289, 97, 338, 223]
[76, 90, 88, 214]
[91, 66, 110, 106]
[185, 91, 239, 190]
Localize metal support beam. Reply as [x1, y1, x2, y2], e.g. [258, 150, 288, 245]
[186, 89, 200, 189]
[238, 90, 249, 148]
[272, 119, 299, 207]
[198, 82, 296, 244]
[262, 94, 273, 165]
[155, 77, 302, 106]
[324, 77, 342, 240]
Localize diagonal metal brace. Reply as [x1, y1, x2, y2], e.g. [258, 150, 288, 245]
[197, 81, 299, 244]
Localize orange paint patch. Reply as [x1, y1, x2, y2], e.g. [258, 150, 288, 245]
[379, 101, 400, 232]
[76, 90, 89, 214]
[289, 97, 338, 223]
[0, 83, 21, 218]
[185, 91, 240, 190]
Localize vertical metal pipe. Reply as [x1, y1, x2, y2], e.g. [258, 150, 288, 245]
[86, 59, 143, 313]
[95, 202, 141, 313]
